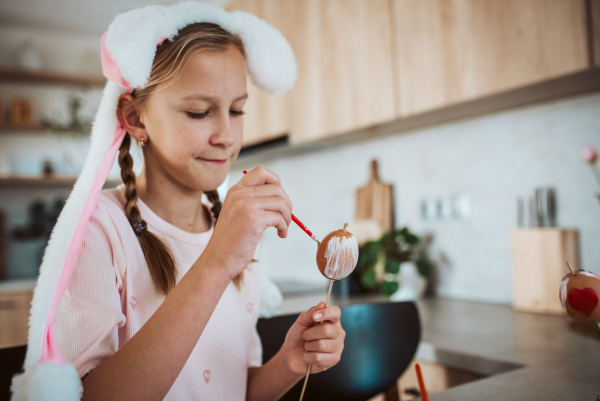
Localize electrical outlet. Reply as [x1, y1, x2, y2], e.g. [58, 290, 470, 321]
[421, 194, 470, 220]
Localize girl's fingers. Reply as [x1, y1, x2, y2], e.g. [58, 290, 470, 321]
[304, 338, 343, 353]
[258, 210, 289, 238]
[294, 303, 326, 329]
[251, 197, 292, 227]
[242, 166, 281, 186]
[312, 305, 341, 324]
[243, 184, 293, 212]
[302, 352, 341, 370]
[302, 322, 345, 342]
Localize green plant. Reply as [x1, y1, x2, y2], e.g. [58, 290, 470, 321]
[356, 227, 432, 297]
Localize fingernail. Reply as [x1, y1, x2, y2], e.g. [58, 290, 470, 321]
[314, 312, 323, 320]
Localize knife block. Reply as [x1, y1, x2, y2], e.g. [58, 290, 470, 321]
[511, 228, 579, 315]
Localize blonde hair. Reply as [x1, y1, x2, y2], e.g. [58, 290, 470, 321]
[118, 23, 246, 295]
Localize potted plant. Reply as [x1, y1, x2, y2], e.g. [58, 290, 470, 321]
[356, 227, 432, 298]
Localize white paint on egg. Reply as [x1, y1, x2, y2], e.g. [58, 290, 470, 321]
[323, 235, 359, 280]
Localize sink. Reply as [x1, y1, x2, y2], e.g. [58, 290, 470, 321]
[369, 342, 523, 401]
[415, 342, 523, 377]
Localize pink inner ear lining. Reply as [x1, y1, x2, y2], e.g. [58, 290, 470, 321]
[39, 125, 127, 365]
[101, 33, 166, 92]
[101, 31, 131, 90]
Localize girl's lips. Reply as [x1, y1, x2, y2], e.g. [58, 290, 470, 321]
[197, 158, 227, 165]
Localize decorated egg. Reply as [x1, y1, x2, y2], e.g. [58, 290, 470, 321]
[316, 223, 359, 280]
[559, 269, 600, 325]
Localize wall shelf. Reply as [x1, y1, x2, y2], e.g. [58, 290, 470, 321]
[0, 125, 47, 134]
[0, 176, 121, 187]
[0, 67, 106, 87]
[0, 125, 91, 136]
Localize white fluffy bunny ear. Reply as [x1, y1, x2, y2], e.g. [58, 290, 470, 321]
[228, 11, 297, 96]
[101, 1, 297, 95]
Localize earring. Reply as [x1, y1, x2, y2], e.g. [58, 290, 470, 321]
[140, 137, 145, 148]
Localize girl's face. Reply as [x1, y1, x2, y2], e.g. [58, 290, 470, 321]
[139, 44, 247, 192]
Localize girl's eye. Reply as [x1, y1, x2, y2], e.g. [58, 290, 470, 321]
[230, 109, 245, 116]
[186, 111, 209, 119]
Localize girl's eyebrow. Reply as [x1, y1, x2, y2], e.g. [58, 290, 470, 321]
[182, 93, 248, 102]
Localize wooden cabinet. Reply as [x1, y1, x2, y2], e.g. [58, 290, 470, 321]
[0, 290, 33, 348]
[227, 0, 292, 147]
[287, 0, 396, 143]
[391, 0, 590, 117]
[229, 0, 596, 150]
[592, 0, 600, 67]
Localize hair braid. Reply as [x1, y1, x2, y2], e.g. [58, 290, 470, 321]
[118, 133, 178, 295]
[205, 190, 222, 222]
[116, 22, 248, 291]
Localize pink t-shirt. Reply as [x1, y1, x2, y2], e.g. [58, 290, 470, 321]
[56, 186, 262, 400]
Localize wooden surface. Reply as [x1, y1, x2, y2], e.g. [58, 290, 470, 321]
[0, 67, 106, 87]
[391, 0, 590, 117]
[287, 0, 395, 143]
[511, 228, 578, 315]
[355, 160, 393, 234]
[226, 0, 291, 147]
[0, 290, 33, 348]
[0, 212, 5, 281]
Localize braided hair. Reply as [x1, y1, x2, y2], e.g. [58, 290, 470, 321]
[117, 22, 245, 294]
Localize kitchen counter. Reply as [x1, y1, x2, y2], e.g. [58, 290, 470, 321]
[279, 294, 600, 400]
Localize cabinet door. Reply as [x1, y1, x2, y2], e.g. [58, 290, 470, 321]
[227, 0, 291, 147]
[0, 291, 33, 348]
[288, 0, 396, 143]
[391, 0, 590, 117]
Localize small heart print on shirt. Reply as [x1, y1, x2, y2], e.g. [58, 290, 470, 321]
[246, 302, 254, 314]
[130, 296, 137, 311]
[203, 370, 211, 383]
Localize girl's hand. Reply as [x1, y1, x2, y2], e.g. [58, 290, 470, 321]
[201, 166, 293, 279]
[281, 303, 345, 375]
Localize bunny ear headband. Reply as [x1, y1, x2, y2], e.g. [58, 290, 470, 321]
[11, 2, 296, 400]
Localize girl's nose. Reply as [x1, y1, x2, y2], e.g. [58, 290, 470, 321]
[210, 110, 235, 148]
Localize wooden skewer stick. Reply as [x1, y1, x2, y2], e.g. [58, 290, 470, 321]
[298, 279, 334, 401]
[566, 261, 576, 276]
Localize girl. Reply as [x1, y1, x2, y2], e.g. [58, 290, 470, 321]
[13, 3, 345, 401]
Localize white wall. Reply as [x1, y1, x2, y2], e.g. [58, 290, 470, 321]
[231, 93, 600, 304]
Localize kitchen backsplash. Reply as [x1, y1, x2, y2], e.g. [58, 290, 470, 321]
[231, 92, 600, 303]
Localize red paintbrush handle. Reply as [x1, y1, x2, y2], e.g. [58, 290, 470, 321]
[415, 363, 429, 401]
[291, 214, 320, 243]
[243, 170, 320, 244]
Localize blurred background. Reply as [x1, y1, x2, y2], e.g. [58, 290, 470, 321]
[1, 0, 600, 399]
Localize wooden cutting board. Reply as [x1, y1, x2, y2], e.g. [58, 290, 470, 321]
[355, 160, 393, 234]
